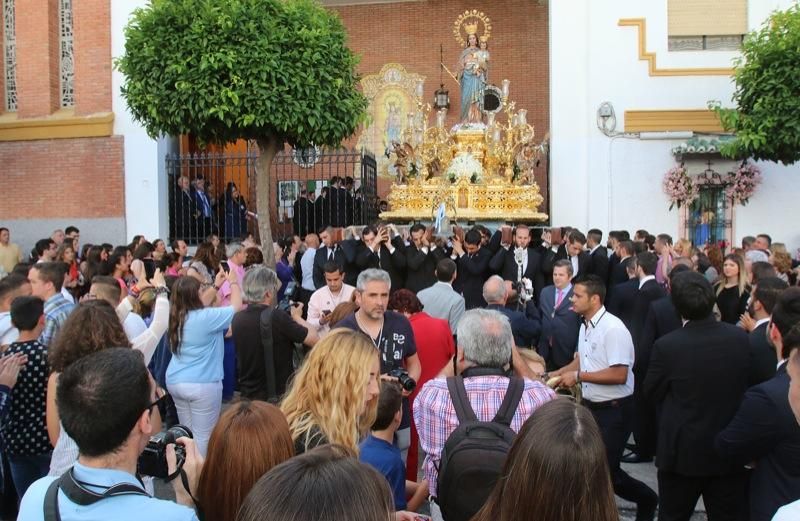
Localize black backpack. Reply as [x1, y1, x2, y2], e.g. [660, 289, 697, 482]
[436, 375, 524, 521]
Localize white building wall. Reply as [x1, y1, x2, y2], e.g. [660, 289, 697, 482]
[550, 0, 800, 250]
[111, 1, 174, 243]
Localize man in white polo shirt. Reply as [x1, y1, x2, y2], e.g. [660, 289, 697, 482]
[551, 274, 658, 521]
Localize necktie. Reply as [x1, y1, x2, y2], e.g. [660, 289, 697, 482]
[555, 289, 564, 309]
[328, 248, 334, 261]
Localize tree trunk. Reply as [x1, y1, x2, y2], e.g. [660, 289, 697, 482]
[256, 135, 281, 269]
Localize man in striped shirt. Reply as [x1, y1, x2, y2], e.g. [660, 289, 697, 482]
[27, 262, 74, 347]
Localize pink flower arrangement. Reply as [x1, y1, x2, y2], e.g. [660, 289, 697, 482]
[662, 164, 699, 210]
[726, 162, 762, 206]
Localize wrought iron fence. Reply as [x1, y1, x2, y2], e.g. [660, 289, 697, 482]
[166, 147, 378, 244]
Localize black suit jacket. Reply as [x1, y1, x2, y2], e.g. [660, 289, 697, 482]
[644, 317, 750, 476]
[537, 285, 581, 369]
[636, 295, 681, 375]
[173, 189, 197, 239]
[606, 278, 638, 330]
[313, 196, 330, 232]
[489, 246, 545, 302]
[715, 365, 800, 521]
[486, 303, 541, 348]
[355, 236, 407, 293]
[312, 244, 349, 289]
[292, 198, 313, 237]
[589, 246, 610, 282]
[405, 243, 446, 293]
[606, 255, 631, 301]
[455, 248, 492, 310]
[630, 279, 667, 349]
[749, 322, 777, 386]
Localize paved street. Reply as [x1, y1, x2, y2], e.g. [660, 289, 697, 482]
[618, 459, 707, 521]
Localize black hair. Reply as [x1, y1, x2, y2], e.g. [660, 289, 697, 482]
[35, 238, 54, 258]
[751, 262, 777, 286]
[618, 230, 631, 241]
[31, 262, 66, 292]
[65, 226, 80, 235]
[57, 348, 151, 457]
[618, 240, 635, 257]
[436, 258, 457, 282]
[323, 261, 342, 275]
[636, 252, 658, 276]
[587, 229, 603, 244]
[464, 229, 481, 246]
[671, 271, 715, 321]
[656, 234, 673, 246]
[0, 274, 29, 301]
[372, 381, 402, 431]
[568, 230, 587, 245]
[10, 296, 44, 331]
[772, 287, 800, 359]
[757, 234, 773, 248]
[361, 225, 378, 238]
[409, 223, 426, 234]
[575, 275, 606, 304]
[668, 263, 691, 284]
[754, 277, 789, 315]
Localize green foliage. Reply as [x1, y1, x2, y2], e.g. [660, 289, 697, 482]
[116, 0, 368, 147]
[713, 3, 800, 164]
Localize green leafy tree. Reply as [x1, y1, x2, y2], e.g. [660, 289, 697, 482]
[713, 3, 800, 165]
[116, 0, 368, 266]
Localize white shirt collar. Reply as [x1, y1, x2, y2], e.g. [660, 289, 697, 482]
[755, 317, 771, 329]
[589, 244, 601, 255]
[638, 275, 656, 289]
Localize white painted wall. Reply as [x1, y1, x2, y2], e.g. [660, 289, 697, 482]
[111, 0, 175, 243]
[549, 0, 800, 250]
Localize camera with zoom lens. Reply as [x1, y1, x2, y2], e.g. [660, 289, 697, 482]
[137, 425, 193, 479]
[388, 367, 416, 392]
[515, 277, 534, 303]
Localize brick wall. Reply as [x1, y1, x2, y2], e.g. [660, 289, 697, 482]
[0, 136, 125, 219]
[330, 0, 550, 210]
[16, 0, 61, 116]
[73, 0, 112, 114]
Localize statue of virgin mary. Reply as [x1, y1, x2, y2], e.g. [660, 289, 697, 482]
[456, 31, 486, 123]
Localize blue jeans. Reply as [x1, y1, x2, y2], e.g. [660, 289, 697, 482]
[9, 452, 52, 498]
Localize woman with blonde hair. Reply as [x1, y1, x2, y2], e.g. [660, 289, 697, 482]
[714, 253, 750, 324]
[674, 238, 692, 258]
[281, 328, 380, 454]
[197, 400, 294, 521]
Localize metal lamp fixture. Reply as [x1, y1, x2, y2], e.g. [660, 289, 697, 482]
[433, 44, 450, 110]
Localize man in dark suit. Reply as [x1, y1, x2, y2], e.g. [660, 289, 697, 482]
[746, 277, 789, 386]
[489, 224, 545, 303]
[622, 251, 667, 464]
[587, 228, 610, 282]
[313, 227, 349, 288]
[313, 186, 330, 232]
[193, 175, 215, 239]
[715, 286, 800, 521]
[537, 259, 582, 370]
[292, 190, 313, 238]
[483, 275, 540, 348]
[405, 224, 445, 293]
[173, 175, 197, 241]
[645, 271, 751, 521]
[606, 257, 638, 328]
[543, 229, 591, 283]
[355, 225, 406, 293]
[452, 228, 492, 310]
[608, 240, 635, 293]
[606, 230, 623, 285]
[627, 264, 690, 463]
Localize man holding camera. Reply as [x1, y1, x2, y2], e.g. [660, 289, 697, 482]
[19, 348, 201, 520]
[489, 224, 545, 305]
[336, 269, 422, 463]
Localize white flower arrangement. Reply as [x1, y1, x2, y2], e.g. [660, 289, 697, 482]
[445, 152, 483, 183]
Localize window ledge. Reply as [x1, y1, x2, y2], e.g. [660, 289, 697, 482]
[0, 109, 114, 141]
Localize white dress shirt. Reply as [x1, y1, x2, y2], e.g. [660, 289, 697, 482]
[307, 284, 355, 336]
[300, 248, 317, 291]
[578, 306, 635, 402]
[570, 255, 580, 278]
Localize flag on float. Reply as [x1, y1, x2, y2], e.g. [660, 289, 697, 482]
[434, 202, 447, 234]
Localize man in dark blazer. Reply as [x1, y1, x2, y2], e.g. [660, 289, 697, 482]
[607, 240, 635, 297]
[606, 257, 638, 328]
[453, 228, 492, 310]
[537, 259, 582, 370]
[292, 190, 313, 238]
[173, 175, 197, 241]
[489, 224, 545, 303]
[587, 228, 610, 282]
[715, 286, 800, 521]
[747, 277, 789, 386]
[313, 187, 330, 232]
[405, 224, 446, 293]
[543, 229, 591, 283]
[623, 251, 667, 464]
[627, 264, 690, 463]
[644, 271, 751, 521]
[313, 227, 350, 288]
[483, 275, 541, 348]
[355, 225, 406, 293]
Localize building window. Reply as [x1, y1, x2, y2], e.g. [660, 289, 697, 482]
[683, 165, 733, 251]
[59, 0, 74, 107]
[3, 0, 16, 112]
[668, 0, 746, 52]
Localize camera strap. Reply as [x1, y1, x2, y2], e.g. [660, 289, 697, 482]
[43, 467, 149, 521]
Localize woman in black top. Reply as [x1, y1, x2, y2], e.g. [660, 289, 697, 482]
[714, 253, 750, 324]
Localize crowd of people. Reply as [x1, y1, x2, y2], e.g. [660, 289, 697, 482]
[0, 220, 799, 521]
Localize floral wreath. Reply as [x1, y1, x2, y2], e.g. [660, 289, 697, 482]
[725, 161, 762, 206]
[662, 164, 699, 210]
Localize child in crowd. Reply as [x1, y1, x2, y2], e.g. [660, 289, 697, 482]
[360, 380, 428, 513]
[4, 296, 51, 497]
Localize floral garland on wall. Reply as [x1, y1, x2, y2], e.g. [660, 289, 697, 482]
[663, 161, 762, 210]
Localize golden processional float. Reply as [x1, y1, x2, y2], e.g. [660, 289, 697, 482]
[379, 10, 549, 225]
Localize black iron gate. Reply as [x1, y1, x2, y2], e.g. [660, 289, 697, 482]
[166, 147, 378, 244]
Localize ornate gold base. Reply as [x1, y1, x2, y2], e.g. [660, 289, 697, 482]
[380, 176, 549, 223]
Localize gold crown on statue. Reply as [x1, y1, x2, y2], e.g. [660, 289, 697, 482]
[453, 9, 492, 46]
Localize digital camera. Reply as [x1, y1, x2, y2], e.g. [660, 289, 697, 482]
[388, 367, 417, 392]
[137, 425, 193, 479]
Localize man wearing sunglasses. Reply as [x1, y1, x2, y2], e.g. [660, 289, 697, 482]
[18, 348, 202, 521]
